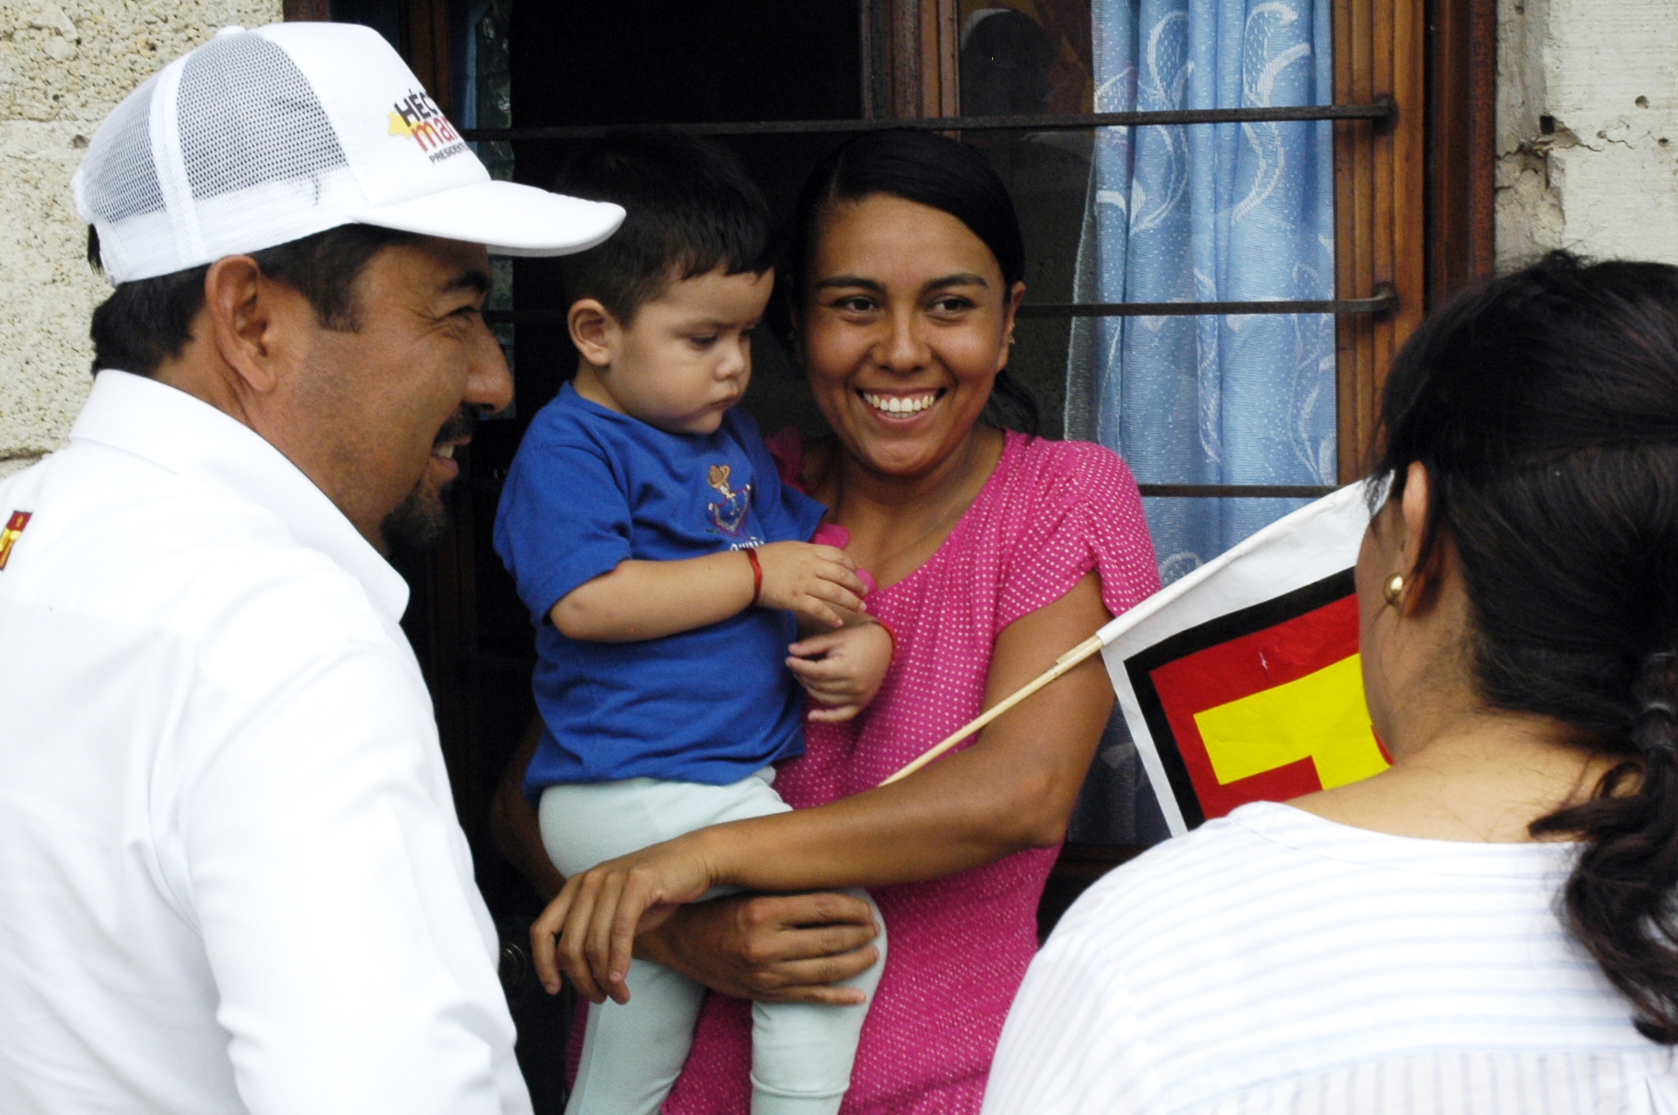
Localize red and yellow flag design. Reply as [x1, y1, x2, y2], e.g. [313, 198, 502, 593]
[1132, 582, 1388, 824]
[0, 510, 30, 571]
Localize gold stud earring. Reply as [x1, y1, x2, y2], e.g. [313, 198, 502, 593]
[1383, 573, 1406, 607]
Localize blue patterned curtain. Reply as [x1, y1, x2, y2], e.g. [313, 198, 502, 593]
[1068, 0, 1335, 584]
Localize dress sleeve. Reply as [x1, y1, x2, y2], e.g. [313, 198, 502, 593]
[994, 442, 1162, 634]
[492, 438, 633, 626]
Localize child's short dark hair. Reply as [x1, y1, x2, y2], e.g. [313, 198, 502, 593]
[550, 130, 775, 324]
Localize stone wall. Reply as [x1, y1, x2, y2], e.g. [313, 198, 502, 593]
[0, 0, 280, 477]
[1497, 0, 1678, 268]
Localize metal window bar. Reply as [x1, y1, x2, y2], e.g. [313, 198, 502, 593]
[459, 99, 1394, 142]
[483, 286, 1394, 326]
[1017, 289, 1395, 319]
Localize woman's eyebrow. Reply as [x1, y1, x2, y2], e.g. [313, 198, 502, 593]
[812, 272, 990, 293]
[924, 272, 989, 292]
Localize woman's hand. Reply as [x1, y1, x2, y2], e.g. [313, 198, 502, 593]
[637, 892, 882, 1004]
[787, 622, 894, 722]
[529, 837, 718, 1004]
[754, 541, 869, 629]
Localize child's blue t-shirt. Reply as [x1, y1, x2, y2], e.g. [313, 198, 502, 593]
[494, 383, 827, 791]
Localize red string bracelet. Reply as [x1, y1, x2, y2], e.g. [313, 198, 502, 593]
[876, 617, 898, 664]
[743, 547, 763, 606]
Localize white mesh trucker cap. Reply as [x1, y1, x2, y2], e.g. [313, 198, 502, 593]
[72, 22, 625, 284]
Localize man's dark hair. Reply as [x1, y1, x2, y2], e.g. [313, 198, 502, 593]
[548, 130, 776, 325]
[86, 223, 419, 376]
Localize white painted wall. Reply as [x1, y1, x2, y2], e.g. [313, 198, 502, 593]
[0, 0, 280, 478]
[1498, 0, 1678, 267]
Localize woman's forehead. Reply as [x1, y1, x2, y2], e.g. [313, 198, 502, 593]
[810, 194, 1001, 280]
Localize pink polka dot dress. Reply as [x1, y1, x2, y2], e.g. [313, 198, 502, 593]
[663, 431, 1161, 1114]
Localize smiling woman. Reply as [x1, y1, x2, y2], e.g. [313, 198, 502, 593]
[530, 130, 1163, 1114]
[801, 194, 1024, 498]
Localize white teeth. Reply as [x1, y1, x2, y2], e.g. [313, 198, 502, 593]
[862, 392, 936, 416]
[436, 444, 455, 459]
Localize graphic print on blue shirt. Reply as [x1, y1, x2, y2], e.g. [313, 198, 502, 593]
[494, 384, 827, 791]
[705, 464, 755, 542]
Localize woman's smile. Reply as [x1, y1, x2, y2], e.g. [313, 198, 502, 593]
[858, 388, 944, 420]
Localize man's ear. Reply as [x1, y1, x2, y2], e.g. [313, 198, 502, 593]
[568, 299, 618, 369]
[202, 256, 313, 395]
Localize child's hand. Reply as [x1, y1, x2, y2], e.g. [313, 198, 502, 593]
[753, 541, 869, 629]
[787, 622, 893, 722]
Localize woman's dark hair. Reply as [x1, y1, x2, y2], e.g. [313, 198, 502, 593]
[788, 129, 1038, 434]
[87, 222, 418, 376]
[1373, 250, 1678, 1042]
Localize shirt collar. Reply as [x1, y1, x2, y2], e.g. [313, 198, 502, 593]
[71, 371, 411, 621]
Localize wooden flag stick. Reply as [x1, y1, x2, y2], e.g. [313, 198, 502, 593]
[879, 632, 1107, 786]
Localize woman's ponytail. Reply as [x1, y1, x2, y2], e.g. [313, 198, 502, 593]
[1532, 650, 1678, 1042]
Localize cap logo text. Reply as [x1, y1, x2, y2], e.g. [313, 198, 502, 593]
[388, 89, 468, 163]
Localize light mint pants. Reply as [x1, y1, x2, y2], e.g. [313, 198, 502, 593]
[539, 770, 885, 1115]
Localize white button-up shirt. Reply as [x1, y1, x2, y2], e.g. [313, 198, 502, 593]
[0, 372, 531, 1115]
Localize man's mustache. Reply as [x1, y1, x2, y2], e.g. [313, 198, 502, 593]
[433, 409, 479, 448]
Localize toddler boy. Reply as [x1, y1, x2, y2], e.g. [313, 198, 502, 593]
[494, 131, 889, 1115]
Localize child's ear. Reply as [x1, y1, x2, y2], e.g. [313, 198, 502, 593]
[568, 299, 618, 368]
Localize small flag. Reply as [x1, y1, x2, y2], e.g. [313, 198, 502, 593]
[1096, 484, 1381, 835]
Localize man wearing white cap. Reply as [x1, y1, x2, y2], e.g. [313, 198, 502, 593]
[0, 23, 622, 1115]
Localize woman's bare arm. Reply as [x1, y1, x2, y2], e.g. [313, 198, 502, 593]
[534, 573, 1116, 1002]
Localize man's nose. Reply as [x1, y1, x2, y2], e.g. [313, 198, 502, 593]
[467, 318, 514, 414]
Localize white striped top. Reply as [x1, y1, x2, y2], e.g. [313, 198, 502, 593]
[984, 802, 1678, 1114]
